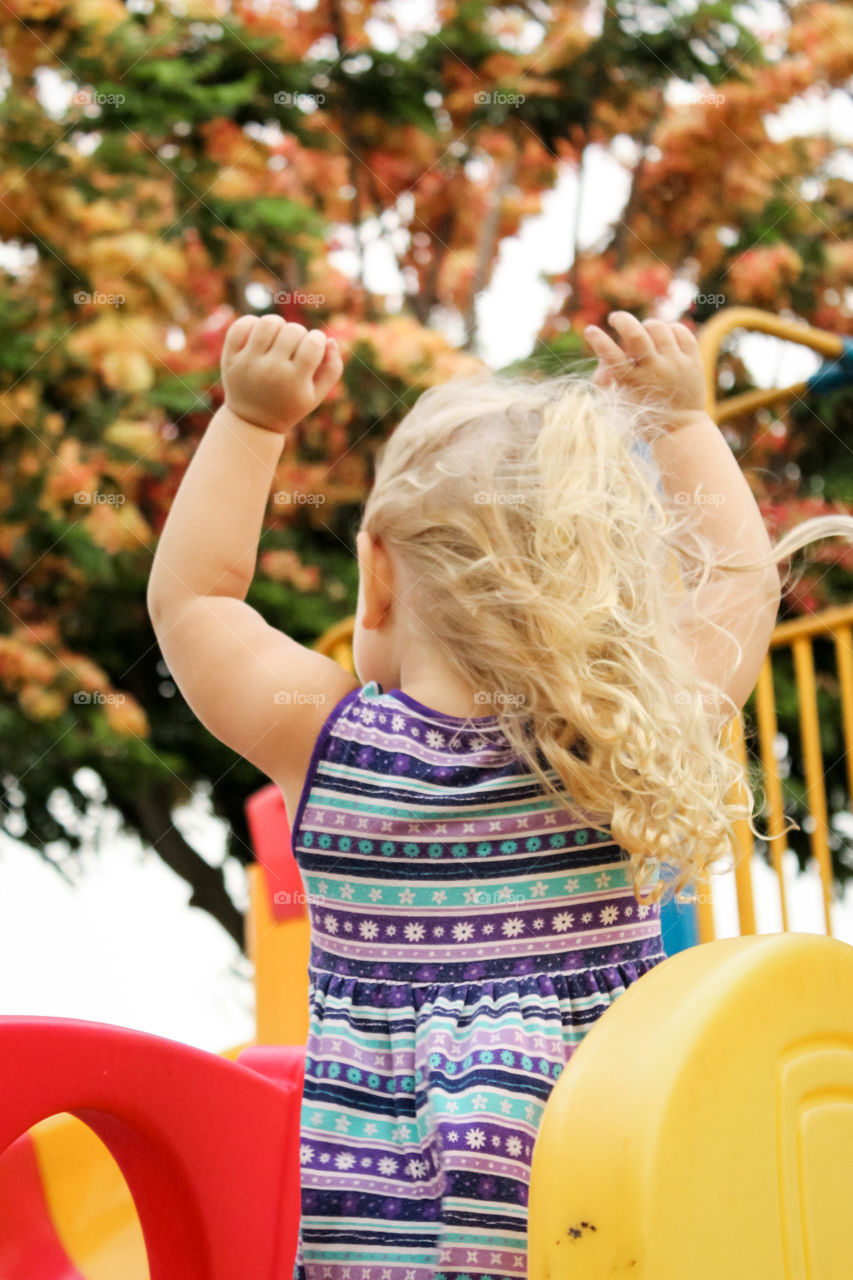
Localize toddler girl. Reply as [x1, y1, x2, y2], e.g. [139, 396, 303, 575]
[147, 310, 852, 1280]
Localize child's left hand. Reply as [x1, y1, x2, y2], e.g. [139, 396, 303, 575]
[584, 311, 707, 425]
[221, 315, 343, 434]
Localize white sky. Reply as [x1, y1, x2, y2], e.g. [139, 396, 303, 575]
[2, 16, 853, 1053]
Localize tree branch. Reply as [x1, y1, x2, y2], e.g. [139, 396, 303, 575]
[130, 784, 246, 950]
[329, 0, 377, 321]
[462, 149, 520, 351]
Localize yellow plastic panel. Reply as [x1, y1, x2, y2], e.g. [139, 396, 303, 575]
[527, 932, 853, 1280]
[778, 1045, 853, 1279]
[30, 1114, 147, 1280]
[247, 863, 311, 1046]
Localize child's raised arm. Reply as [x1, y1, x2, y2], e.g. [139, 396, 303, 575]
[146, 317, 358, 806]
[585, 312, 782, 715]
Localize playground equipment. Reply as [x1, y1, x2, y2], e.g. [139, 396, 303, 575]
[695, 307, 853, 945]
[2, 931, 853, 1278]
[2, 307, 853, 1276]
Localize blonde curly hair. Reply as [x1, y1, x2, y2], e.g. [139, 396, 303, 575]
[359, 370, 853, 908]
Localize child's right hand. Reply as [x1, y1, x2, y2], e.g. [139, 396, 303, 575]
[584, 312, 708, 425]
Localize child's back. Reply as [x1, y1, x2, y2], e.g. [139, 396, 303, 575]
[292, 680, 665, 1280]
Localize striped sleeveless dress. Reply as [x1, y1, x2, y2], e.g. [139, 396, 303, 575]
[291, 680, 666, 1280]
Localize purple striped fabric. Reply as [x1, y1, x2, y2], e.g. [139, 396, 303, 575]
[291, 681, 666, 1280]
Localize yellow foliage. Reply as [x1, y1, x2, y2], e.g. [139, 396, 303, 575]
[0, 385, 38, 430]
[60, 654, 111, 695]
[18, 685, 68, 721]
[100, 348, 155, 391]
[81, 500, 152, 554]
[103, 694, 150, 738]
[104, 419, 161, 455]
[68, 0, 128, 33]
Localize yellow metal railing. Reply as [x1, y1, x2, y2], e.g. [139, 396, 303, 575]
[693, 308, 849, 942]
[699, 607, 853, 945]
[696, 305, 845, 425]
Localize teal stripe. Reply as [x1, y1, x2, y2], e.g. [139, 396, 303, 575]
[302, 1089, 548, 1137]
[312, 1249, 436, 1262]
[302, 863, 631, 908]
[439, 1229, 527, 1248]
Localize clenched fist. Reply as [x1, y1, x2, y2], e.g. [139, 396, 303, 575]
[221, 314, 343, 434]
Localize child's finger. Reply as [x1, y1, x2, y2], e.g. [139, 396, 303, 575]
[584, 325, 629, 367]
[271, 321, 311, 361]
[608, 311, 655, 362]
[249, 314, 287, 355]
[222, 315, 256, 361]
[291, 328, 328, 379]
[313, 338, 343, 400]
[671, 322, 699, 354]
[642, 318, 679, 357]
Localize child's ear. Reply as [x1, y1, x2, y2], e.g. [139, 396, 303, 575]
[356, 530, 395, 630]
